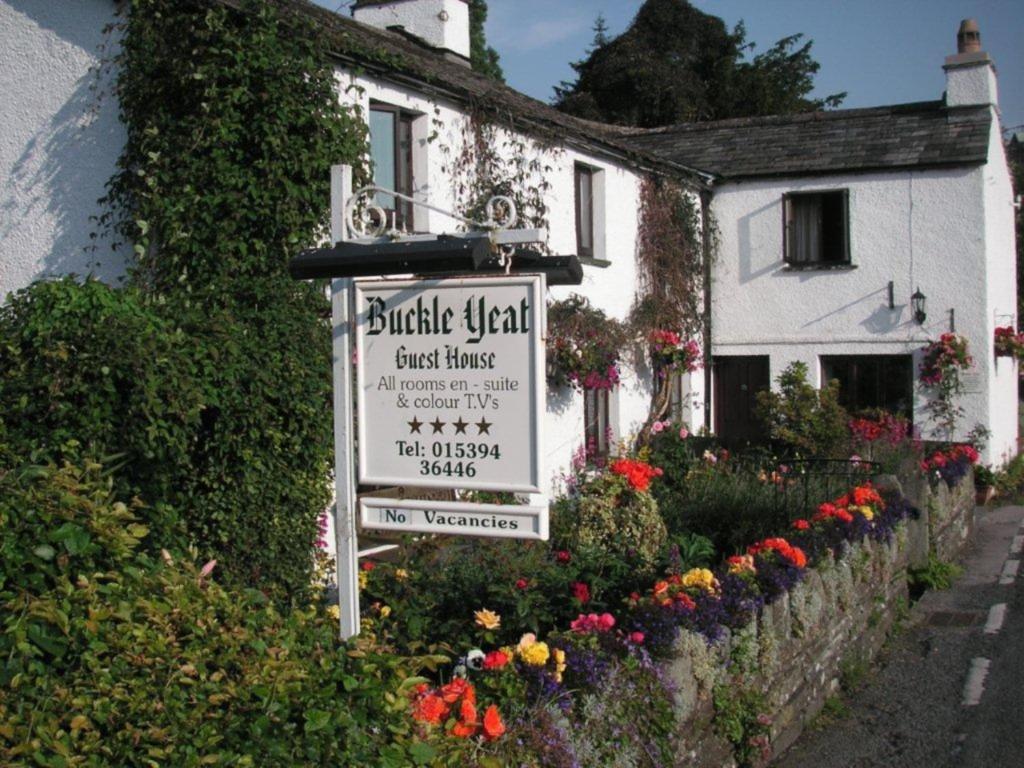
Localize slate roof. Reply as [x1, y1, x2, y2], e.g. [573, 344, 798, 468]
[622, 101, 992, 181]
[233, 0, 712, 185]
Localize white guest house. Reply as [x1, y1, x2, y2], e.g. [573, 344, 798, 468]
[0, 0, 1017, 470]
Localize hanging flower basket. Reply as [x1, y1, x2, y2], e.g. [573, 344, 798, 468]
[649, 329, 702, 373]
[919, 333, 972, 387]
[994, 326, 1024, 359]
[546, 295, 630, 391]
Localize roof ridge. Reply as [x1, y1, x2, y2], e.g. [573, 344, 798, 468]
[631, 100, 952, 137]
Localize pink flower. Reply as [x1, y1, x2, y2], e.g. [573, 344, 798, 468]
[679, 427, 689, 439]
[651, 421, 665, 434]
[199, 559, 217, 578]
[555, 550, 571, 564]
[629, 631, 645, 644]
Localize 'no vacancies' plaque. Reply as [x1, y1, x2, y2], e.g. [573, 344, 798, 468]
[354, 275, 544, 493]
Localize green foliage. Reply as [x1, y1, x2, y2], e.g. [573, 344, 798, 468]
[908, 555, 963, 592]
[0, 277, 198, 545]
[370, 538, 653, 651]
[98, 0, 369, 597]
[468, 0, 503, 81]
[0, 460, 446, 767]
[552, 472, 668, 573]
[757, 362, 850, 457]
[712, 682, 771, 767]
[554, 0, 844, 127]
[995, 451, 1024, 500]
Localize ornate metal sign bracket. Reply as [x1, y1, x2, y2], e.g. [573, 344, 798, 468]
[343, 184, 543, 248]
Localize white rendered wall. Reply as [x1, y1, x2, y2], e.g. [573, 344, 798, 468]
[709, 163, 1013, 464]
[337, 69, 706, 492]
[0, 0, 126, 301]
[982, 114, 1020, 464]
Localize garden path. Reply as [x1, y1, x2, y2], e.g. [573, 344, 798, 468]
[774, 504, 1024, 768]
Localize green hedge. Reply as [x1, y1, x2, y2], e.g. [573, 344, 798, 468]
[0, 277, 199, 545]
[0, 460, 444, 767]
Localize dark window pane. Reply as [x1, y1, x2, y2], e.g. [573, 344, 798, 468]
[575, 165, 593, 256]
[785, 191, 848, 264]
[820, 355, 912, 421]
[584, 388, 609, 458]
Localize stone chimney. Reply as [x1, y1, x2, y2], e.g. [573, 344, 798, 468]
[352, 0, 471, 63]
[943, 19, 998, 108]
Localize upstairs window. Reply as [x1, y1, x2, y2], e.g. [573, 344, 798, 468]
[369, 104, 415, 230]
[783, 190, 849, 266]
[575, 164, 595, 260]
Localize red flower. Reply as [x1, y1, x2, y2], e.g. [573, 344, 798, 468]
[792, 519, 810, 531]
[482, 704, 506, 741]
[411, 693, 448, 725]
[483, 650, 510, 670]
[629, 631, 645, 644]
[555, 550, 572, 564]
[609, 458, 663, 492]
[361, 561, 376, 571]
[571, 581, 591, 603]
[515, 578, 529, 590]
[440, 677, 474, 705]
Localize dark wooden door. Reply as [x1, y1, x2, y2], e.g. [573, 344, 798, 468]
[713, 356, 770, 444]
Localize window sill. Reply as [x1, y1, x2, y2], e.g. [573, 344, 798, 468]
[781, 262, 856, 272]
[578, 256, 611, 268]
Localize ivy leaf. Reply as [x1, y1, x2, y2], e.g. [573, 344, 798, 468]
[407, 741, 436, 765]
[303, 709, 331, 733]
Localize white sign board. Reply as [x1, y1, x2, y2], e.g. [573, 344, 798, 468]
[361, 497, 548, 540]
[355, 276, 544, 492]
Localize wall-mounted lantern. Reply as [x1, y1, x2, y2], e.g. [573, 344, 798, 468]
[911, 287, 927, 324]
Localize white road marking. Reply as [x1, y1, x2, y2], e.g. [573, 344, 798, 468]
[962, 657, 991, 706]
[1011, 535, 1024, 556]
[999, 559, 1019, 586]
[984, 603, 1008, 635]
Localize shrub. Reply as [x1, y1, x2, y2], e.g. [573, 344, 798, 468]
[756, 361, 849, 457]
[0, 277, 199, 545]
[552, 469, 667, 573]
[0, 460, 444, 767]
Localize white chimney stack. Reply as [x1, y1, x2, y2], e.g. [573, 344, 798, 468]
[944, 19, 998, 108]
[352, 0, 471, 63]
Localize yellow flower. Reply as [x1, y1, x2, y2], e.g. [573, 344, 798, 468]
[553, 648, 566, 682]
[379, 605, 392, 618]
[516, 632, 537, 653]
[358, 571, 368, 590]
[326, 604, 340, 620]
[858, 505, 874, 521]
[681, 567, 718, 593]
[395, 568, 409, 581]
[474, 608, 501, 630]
[520, 641, 550, 667]
[727, 555, 756, 576]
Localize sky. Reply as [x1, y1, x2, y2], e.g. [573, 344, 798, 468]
[317, 0, 1024, 134]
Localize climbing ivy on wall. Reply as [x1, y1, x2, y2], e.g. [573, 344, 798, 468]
[632, 175, 715, 430]
[102, 0, 369, 598]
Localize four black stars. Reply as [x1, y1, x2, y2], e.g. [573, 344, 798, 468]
[406, 415, 493, 435]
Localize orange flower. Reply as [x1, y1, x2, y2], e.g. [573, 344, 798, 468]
[412, 693, 448, 725]
[440, 677, 475, 704]
[482, 704, 506, 741]
[450, 698, 478, 738]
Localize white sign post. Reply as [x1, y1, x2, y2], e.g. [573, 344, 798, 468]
[324, 165, 549, 640]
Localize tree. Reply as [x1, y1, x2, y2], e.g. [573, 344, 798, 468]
[469, 0, 503, 81]
[554, 0, 844, 127]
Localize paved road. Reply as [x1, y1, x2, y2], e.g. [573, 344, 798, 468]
[775, 505, 1024, 768]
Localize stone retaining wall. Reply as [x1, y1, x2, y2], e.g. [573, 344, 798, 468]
[666, 472, 975, 767]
